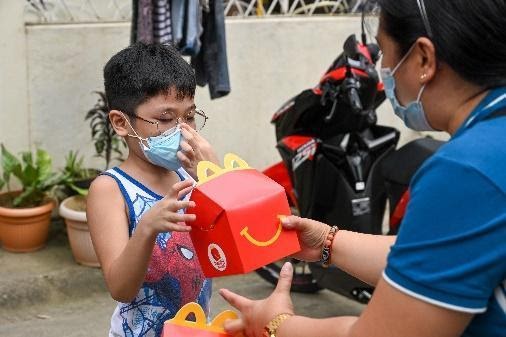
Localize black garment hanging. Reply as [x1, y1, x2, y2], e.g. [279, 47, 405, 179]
[191, 0, 231, 99]
[131, 0, 154, 44]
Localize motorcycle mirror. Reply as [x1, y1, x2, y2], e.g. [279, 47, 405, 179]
[366, 43, 381, 64]
[343, 34, 360, 60]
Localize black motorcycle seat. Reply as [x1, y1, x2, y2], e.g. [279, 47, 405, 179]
[381, 137, 445, 185]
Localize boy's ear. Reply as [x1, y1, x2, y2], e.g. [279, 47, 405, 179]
[109, 110, 130, 137]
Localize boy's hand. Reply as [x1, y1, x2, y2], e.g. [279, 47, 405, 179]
[137, 180, 196, 238]
[177, 123, 219, 180]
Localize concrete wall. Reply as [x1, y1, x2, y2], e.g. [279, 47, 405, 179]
[4, 15, 448, 173]
[0, 1, 30, 155]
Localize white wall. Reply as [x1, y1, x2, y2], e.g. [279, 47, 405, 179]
[0, 1, 30, 154]
[9, 16, 448, 173]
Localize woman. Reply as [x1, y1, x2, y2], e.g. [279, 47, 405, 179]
[220, 1, 506, 336]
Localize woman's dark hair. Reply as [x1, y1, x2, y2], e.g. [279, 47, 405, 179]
[379, 0, 506, 88]
[103, 42, 196, 115]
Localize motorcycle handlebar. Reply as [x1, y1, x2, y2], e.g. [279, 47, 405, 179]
[324, 74, 364, 123]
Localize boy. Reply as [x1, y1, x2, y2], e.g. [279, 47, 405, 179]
[87, 43, 218, 336]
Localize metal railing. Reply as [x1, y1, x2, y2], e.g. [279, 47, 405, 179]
[223, 0, 364, 17]
[25, 0, 368, 24]
[25, 0, 132, 23]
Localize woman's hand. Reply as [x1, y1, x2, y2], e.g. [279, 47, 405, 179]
[282, 216, 330, 262]
[136, 179, 196, 238]
[220, 262, 295, 337]
[177, 123, 219, 180]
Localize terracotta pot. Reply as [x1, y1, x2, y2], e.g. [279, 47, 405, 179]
[59, 196, 100, 267]
[0, 194, 54, 253]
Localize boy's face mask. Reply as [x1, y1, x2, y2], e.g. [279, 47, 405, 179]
[122, 113, 183, 171]
[380, 44, 435, 132]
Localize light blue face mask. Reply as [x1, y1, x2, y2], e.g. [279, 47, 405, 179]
[380, 45, 435, 131]
[123, 114, 183, 171]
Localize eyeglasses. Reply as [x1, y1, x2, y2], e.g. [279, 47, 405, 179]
[129, 108, 209, 135]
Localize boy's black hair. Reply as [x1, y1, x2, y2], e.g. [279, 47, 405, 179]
[104, 42, 196, 115]
[379, 0, 506, 88]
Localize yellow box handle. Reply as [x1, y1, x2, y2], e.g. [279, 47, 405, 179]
[197, 153, 251, 185]
[166, 302, 238, 333]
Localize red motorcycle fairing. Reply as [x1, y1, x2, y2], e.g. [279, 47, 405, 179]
[263, 135, 319, 209]
[262, 161, 297, 208]
[389, 189, 410, 233]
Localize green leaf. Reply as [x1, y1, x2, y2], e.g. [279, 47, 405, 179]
[1, 144, 22, 183]
[22, 164, 38, 186]
[91, 126, 104, 138]
[85, 109, 97, 120]
[62, 150, 87, 180]
[86, 91, 123, 167]
[91, 110, 104, 118]
[95, 91, 107, 103]
[96, 139, 105, 151]
[2, 172, 9, 187]
[92, 119, 106, 128]
[0, 178, 5, 191]
[36, 148, 52, 181]
[40, 172, 64, 190]
[64, 151, 77, 168]
[69, 183, 89, 196]
[21, 151, 33, 166]
[13, 186, 38, 207]
[0, 145, 60, 207]
[91, 121, 105, 131]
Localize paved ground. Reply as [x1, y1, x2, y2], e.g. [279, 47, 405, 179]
[0, 219, 364, 336]
[0, 273, 364, 337]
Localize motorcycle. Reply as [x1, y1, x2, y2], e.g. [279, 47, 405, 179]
[255, 27, 444, 303]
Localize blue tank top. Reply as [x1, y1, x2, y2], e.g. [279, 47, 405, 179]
[102, 167, 212, 337]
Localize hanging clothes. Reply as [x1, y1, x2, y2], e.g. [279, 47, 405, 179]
[171, 0, 201, 56]
[191, 0, 231, 99]
[171, 0, 184, 47]
[131, 0, 154, 44]
[153, 0, 173, 45]
[130, 0, 230, 99]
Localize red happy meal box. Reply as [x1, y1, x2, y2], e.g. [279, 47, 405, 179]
[162, 302, 238, 337]
[187, 153, 301, 277]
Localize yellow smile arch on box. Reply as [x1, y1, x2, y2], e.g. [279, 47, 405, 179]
[240, 216, 285, 247]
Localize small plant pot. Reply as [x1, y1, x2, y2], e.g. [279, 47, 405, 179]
[0, 192, 54, 253]
[59, 195, 99, 267]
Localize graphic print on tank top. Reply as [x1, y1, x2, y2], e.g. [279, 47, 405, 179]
[102, 167, 211, 337]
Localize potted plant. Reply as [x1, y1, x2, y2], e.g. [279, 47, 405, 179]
[60, 150, 99, 195]
[0, 144, 62, 252]
[58, 150, 99, 267]
[86, 91, 125, 171]
[58, 91, 124, 267]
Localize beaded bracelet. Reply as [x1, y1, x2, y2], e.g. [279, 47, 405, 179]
[321, 226, 339, 267]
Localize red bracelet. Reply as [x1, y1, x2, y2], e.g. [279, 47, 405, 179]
[321, 226, 339, 267]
